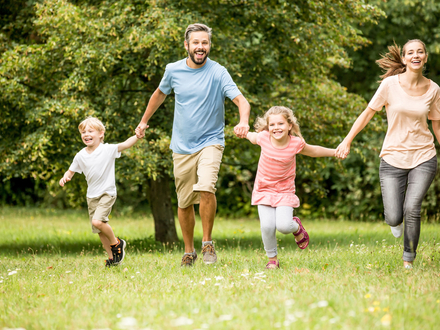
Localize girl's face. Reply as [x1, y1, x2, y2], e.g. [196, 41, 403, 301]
[268, 114, 292, 142]
[81, 125, 104, 149]
[402, 41, 428, 72]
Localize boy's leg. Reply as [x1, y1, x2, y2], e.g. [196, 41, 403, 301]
[91, 220, 118, 246]
[98, 232, 113, 259]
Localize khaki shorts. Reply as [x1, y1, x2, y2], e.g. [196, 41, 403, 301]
[173, 144, 224, 209]
[86, 193, 116, 234]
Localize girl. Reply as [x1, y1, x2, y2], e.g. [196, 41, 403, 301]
[336, 40, 440, 269]
[245, 106, 336, 269]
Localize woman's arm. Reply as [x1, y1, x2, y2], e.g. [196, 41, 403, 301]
[432, 120, 440, 143]
[300, 144, 335, 157]
[335, 107, 376, 159]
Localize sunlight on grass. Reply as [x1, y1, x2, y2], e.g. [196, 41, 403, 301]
[1, 207, 440, 329]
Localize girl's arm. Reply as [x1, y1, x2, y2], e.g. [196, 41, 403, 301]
[300, 143, 335, 157]
[118, 135, 139, 152]
[432, 120, 440, 144]
[59, 170, 75, 187]
[246, 132, 258, 144]
[335, 107, 376, 159]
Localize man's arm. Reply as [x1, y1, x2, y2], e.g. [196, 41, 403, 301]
[232, 94, 251, 138]
[59, 170, 75, 187]
[135, 88, 167, 138]
[118, 135, 140, 152]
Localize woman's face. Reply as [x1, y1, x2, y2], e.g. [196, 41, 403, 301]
[402, 41, 428, 72]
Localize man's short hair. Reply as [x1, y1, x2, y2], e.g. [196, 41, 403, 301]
[185, 23, 212, 44]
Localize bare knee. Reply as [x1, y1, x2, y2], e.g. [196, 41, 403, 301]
[91, 219, 106, 229]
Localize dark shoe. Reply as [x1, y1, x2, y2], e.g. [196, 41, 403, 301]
[111, 237, 126, 264]
[181, 251, 198, 267]
[201, 243, 217, 264]
[105, 258, 116, 268]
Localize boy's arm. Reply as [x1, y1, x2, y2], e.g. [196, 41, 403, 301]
[246, 132, 258, 145]
[59, 170, 75, 187]
[299, 143, 336, 158]
[118, 135, 139, 153]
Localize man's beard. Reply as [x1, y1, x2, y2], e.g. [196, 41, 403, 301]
[188, 49, 209, 65]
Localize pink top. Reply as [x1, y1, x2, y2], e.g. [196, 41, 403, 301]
[252, 130, 305, 207]
[368, 75, 440, 169]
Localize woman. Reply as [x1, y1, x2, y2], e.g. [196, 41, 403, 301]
[336, 39, 440, 269]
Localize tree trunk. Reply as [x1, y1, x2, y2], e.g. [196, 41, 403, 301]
[148, 171, 179, 243]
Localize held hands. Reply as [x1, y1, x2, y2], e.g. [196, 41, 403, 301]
[335, 140, 351, 159]
[135, 122, 149, 139]
[234, 122, 250, 139]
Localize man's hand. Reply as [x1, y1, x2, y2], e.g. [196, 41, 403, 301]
[234, 123, 250, 138]
[135, 122, 149, 139]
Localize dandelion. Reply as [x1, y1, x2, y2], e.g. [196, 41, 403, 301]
[383, 307, 389, 312]
[219, 315, 233, 321]
[118, 316, 138, 329]
[381, 314, 392, 326]
[171, 316, 193, 326]
[373, 301, 380, 306]
[317, 301, 328, 308]
[365, 294, 371, 299]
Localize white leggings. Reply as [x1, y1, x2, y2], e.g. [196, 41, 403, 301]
[258, 205, 299, 258]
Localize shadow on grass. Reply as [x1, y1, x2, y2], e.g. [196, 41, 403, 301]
[0, 231, 396, 257]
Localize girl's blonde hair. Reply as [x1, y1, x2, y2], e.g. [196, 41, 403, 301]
[376, 39, 427, 81]
[254, 106, 303, 139]
[78, 117, 106, 142]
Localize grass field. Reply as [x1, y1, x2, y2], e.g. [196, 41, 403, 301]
[1, 207, 440, 330]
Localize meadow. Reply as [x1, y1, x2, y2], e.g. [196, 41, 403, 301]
[1, 207, 439, 330]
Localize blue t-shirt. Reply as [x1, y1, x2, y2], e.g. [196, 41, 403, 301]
[159, 58, 242, 154]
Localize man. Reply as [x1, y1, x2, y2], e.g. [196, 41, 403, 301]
[135, 23, 250, 266]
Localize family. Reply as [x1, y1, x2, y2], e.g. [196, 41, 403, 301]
[59, 23, 440, 270]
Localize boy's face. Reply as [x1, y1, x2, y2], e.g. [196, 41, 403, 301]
[81, 125, 104, 148]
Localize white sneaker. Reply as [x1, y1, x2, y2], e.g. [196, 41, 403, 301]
[390, 223, 403, 238]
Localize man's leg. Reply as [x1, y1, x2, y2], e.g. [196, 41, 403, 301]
[178, 205, 196, 253]
[199, 191, 216, 242]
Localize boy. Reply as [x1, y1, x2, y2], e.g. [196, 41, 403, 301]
[60, 117, 139, 267]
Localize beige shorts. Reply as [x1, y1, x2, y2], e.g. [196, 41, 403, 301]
[173, 144, 224, 209]
[86, 193, 116, 234]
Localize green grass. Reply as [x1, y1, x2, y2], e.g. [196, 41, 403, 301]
[1, 207, 440, 330]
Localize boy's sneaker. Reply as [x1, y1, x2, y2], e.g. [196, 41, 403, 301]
[111, 237, 126, 264]
[201, 242, 217, 264]
[105, 258, 116, 268]
[181, 251, 198, 267]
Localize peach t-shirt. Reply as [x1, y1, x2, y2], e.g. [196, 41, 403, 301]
[252, 130, 305, 207]
[368, 75, 440, 169]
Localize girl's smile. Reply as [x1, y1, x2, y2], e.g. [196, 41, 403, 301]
[268, 114, 292, 146]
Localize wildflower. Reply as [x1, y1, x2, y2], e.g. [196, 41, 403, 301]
[8, 271, 17, 276]
[317, 301, 328, 308]
[215, 276, 224, 281]
[118, 316, 138, 329]
[365, 294, 371, 298]
[171, 316, 193, 326]
[218, 315, 233, 321]
[381, 314, 392, 326]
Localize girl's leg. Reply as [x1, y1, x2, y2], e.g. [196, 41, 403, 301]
[275, 206, 299, 235]
[379, 158, 407, 229]
[402, 157, 437, 263]
[257, 205, 277, 260]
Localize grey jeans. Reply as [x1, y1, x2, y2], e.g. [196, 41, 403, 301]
[379, 156, 437, 262]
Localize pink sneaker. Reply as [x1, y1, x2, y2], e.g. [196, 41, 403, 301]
[266, 260, 280, 269]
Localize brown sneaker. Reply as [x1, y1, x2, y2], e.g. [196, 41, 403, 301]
[201, 243, 217, 264]
[181, 251, 198, 267]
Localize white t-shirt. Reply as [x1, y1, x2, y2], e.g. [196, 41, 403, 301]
[69, 143, 121, 198]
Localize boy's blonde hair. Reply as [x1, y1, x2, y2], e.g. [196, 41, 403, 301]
[78, 117, 106, 142]
[254, 106, 303, 139]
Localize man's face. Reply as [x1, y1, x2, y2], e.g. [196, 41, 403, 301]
[185, 31, 211, 67]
